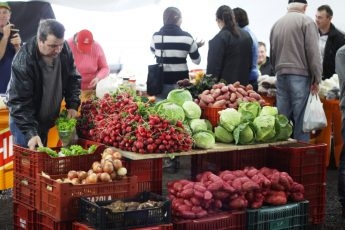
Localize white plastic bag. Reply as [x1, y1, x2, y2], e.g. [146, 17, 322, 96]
[302, 93, 327, 132]
[95, 74, 122, 98]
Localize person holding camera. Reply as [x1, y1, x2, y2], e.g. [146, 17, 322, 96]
[0, 2, 21, 94]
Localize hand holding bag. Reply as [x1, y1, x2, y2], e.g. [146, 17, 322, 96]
[302, 93, 327, 132]
[147, 35, 164, 95]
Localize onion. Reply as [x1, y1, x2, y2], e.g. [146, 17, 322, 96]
[99, 172, 112, 182]
[67, 170, 78, 180]
[112, 151, 122, 159]
[77, 171, 88, 180]
[70, 178, 80, 185]
[110, 171, 117, 180]
[85, 173, 98, 184]
[92, 161, 103, 173]
[102, 161, 114, 174]
[113, 159, 123, 170]
[117, 167, 127, 177]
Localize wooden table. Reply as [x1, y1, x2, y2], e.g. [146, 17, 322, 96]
[120, 139, 297, 160]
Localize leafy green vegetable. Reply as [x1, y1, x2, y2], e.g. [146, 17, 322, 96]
[37, 146, 58, 157]
[253, 115, 276, 142]
[167, 89, 193, 106]
[193, 130, 215, 149]
[219, 108, 242, 132]
[60, 144, 97, 156]
[238, 101, 261, 122]
[155, 101, 185, 124]
[214, 125, 233, 143]
[274, 114, 293, 141]
[189, 119, 209, 133]
[233, 122, 255, 145]
[259, 106, 278, 116]
[183, 74, 219, 99]
[182, 101, 201, 119]
[56, 109, 77, 132]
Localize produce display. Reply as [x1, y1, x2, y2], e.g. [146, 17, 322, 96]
[42, 147, 128, 185]
[102, 199, 164, 212]
[168, 167, 305, 219]
[77, 88, 193, 153]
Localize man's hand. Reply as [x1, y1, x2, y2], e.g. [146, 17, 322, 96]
[310, 82, 320, 95]
[1, 24, 12, 40]
[28, 135, 43, 150]
[67, 109, 78, 119]
[10, 33, 21, 51]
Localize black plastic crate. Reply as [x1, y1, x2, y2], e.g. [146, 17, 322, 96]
[79, 191, 171, 230]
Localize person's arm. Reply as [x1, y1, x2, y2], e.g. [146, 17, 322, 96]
[336, 45, 345, 110]
[189, 39, 201, 65]
[0, 24, 11, 60]
[95, 43, 109, 79]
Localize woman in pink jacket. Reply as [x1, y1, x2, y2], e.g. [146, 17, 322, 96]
[67, 29, 109, 100]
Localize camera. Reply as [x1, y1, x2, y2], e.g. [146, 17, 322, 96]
[10, 28, 19, 38]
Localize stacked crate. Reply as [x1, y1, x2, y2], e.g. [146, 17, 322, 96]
[12, 139, 138, 229]
[0, 129, 13, 191]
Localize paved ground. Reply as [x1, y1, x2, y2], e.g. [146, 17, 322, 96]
[1, 156, 344, 229]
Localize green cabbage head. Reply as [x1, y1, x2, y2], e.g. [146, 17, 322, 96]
[189, 119, 209, 133]
[238, 101, 261, 122]
[259, 106, 278, 116]
[167, 89, 193, 106]
[274, 114, 293, 141]
[215, 125, 234, 143]
[182, 101, 202, 119]
[253, 115, 276, 142]
[193, 130, 215, 149]
[155, 101, 185, 124]
[219, 108, 242, 132]
[233, 122, 255, 145]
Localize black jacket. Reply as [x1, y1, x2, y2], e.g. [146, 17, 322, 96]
[207, 27, 252, 85]
[260, 56, 275, 76]
[322, 23, 345, 79]
[6, 36, 81, 141]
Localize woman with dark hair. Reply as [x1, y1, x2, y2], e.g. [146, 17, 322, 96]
[206, 5, 252, 86]
[150, 7, 204, 100]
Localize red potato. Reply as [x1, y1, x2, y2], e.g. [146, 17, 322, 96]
[211, 88, 222, 98]
[213, 190, 230, 200]
[264, 190, 287, 205]
[237, 87, 248, 96]
[190, 197, 201, 206]
[199, 94, 215, 104]
[221, 85, 229, 93]
[201, 89, 210, 95]
[194, 182, 207, 193]
[229, 196, 248, 210]
[180, 188, 194, 198]
[242, 180, 260, 192]
[198, 99, 208, 107]
[215, 94, 228, 101]
[211, 99, 227, 108]
[228, 84, 237, 92]
[207, 180, 224, 191]
[229, 92, 237, 102]
[193, 189, 205, 199]
[249, 92, 262, 100]
[246, 84, 254, 90]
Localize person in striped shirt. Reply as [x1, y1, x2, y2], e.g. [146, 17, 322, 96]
[150, 6, 204, 100]
[67, 29, 109, 100]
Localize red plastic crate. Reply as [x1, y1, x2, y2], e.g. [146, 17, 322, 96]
[72, 222, 173, 230]
[304, 183, 326, 224]
[37, 174, 138, 221]
[124, 158, 163, 194]
[37, 212, 72, 230]
[13, 172, 37, 208]
[172, 211, 246, 230]
[191, 148, 268, 179]
[267, 142, 327, 184]
[13, 201, 36, 230]
[14, 138, 105, 180]
[267, 142, 327, 224]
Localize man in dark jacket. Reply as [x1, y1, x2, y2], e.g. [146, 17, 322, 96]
[316, 4, 345, 79]
[6, 19, 81, 150]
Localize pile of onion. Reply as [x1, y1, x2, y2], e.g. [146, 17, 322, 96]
[56, 147, 128, 185]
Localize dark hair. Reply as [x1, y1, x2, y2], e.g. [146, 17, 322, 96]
[233, 7, 249, 28]
[37, 19, 65, 42]
[216, 5, 240, 37]
[317, 5, 333, 17]
[163, 7, 181, 25]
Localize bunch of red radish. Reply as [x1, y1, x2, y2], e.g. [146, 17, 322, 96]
[77, 92, 193, 154]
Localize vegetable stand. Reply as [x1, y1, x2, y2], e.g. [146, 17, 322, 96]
[119, 139, 326, 225]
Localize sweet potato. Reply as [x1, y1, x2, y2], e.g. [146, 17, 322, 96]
[195, 210, 208, 218]
[180, 210, 196, 219]
[211, 88, 222, 98]
[213, 190, 230, 200]
[207, 180, 224, 191]
[242, 181, 260, 192]
[229, 92, 237, 102]
[228, 84, 237, 92]
[180, 188, 194, 198]
[264, 191, 287, 205]
[203, 190, 213, 200]
[221, 85, 229, 93]
[199, 94, 215, 104]
[211, 99, 227, 108]
[193, 182, 207, 193]
[229, 196, 248, 210]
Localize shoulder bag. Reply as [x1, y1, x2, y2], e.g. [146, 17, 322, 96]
[147, 35, 164, 95]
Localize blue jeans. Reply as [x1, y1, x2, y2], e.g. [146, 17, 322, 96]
[9, 117, 48, 147]
[339, 146, 345, 207]
[9, 117, 27, 147]
[276, 75, 311, 141]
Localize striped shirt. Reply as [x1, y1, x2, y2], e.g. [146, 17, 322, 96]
[150, 25, 201, 84]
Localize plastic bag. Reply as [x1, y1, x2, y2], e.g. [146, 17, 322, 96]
[302, 93, 327, 132]
[95, 74, 122, 98]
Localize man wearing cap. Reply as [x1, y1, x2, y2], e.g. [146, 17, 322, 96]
[315, 4, 345, 80]
[0, 1, 21, 94]
[67, 29, 109, 100]
[6, 19, 81, 150]
[269, 0, 322, 141]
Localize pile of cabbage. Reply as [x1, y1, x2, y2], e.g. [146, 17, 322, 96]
[155, 89, 216, 149]
[215, 102, 293, 145]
